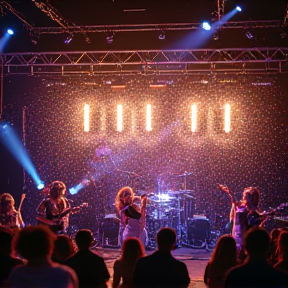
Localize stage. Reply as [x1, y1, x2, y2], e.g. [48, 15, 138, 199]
[96, 246, 210, 288]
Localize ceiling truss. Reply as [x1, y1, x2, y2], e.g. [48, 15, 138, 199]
[2, 48, 288, 75]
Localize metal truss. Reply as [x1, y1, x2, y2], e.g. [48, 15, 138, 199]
[1, 47, 288, 75]
[30, 20, 282, 35]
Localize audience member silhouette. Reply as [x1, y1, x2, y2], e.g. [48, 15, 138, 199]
[65, 229, 110, 288]
[132, 227, 190, 288]
[224, 227, 288, 288]
[8, 225, 78, 288]
[204, 235, 238, 288]
[0, 228, 23, 286]
[274, 230, 288, 273]
[52, 234, 75, 264]
[267, 228, 281, 266]
[113, 237, 145, 288]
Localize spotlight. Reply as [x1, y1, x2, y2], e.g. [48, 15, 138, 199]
[7, 29, 14, 35]
[202, 22, 211, 31]
[236, 6, 242, 12]
[37, 182, 45, 190]
[64, 34, 73, 44]
[158, 32, 165, 40]
[245, 31, 254, 39]
[106, 32, 114, 44]
[85, 35, 91, 44]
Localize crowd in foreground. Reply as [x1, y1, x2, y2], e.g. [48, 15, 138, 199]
[1, 183, 288, 288]
[0, 223, 288, 288]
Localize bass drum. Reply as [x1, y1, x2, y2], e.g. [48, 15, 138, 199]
[187, 215, 210, 248]
[99, 214, 120, 247]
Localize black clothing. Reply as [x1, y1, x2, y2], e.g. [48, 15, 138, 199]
[0, 254, 23, 282]
[65, 249, 110, 288]
[224, 259, 288, 288]
[132, 250, 190, 288]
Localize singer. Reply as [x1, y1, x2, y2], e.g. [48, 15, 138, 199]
[115, 186, 148, 246]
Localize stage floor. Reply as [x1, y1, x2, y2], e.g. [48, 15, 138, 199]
[94, 246, 211, 288]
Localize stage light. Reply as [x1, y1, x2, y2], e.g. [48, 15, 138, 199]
[146, 104, 152, 131]
[69, 182, 85, 195]
[7, 29, 14, 35]
[85, 35, 91, 44]
[0, 122, 43, 189]
[37, 182, 45, 190]
[117, 104, 123, 132]
[236, 6, 242, 12]
[245, 30, 254, 39]
[158, 32, 166, 40]
[106, 32, 114, 44]
[84, 104, 90, 132]
[202, 22, 211, 31]
[224, 103, 231, 133]
[64, 34, 73, 44]
[191, 104, 197, 133]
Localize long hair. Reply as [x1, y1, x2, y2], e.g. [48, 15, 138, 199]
[208, 235, 237, 277]
[115, 186, 134, 213]
[243, 187, 260, 209]
[49, 181, 67, 200]
[120, 237, 145, 271]
[277, 231, 288, 261]
[0, 193, 16, 214]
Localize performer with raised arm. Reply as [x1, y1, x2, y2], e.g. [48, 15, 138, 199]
[218, 184, 267, 258]
[115, 186, 148, 246]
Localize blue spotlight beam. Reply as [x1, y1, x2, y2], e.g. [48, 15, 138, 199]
[176, 6, 241, 49]
[0, 123, 43, 189]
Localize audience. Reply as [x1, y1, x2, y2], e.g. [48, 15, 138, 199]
[52, 234, 75, 264]
[204, 235, 238, 288]
[267, 228, 281, 266]
[113, 237, 145, 288]
[274, 230, 288, 273]
[132, 227, 190, 288]
[224, 227, 288, 288]
[65, 229, 110, 288]
[0, 228, 23, 286]
[8, 225, 78, 288]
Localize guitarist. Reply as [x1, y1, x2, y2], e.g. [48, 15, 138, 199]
[218, 185, 267, 259]
[36, 181, 72, 234]
[0, 192, 25, 230]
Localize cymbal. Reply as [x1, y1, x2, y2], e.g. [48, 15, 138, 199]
[150, 195, 176, 202]
[168, 191, 185, 195]
[174, 172, 193, 177]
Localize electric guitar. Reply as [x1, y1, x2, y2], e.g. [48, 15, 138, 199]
[36, 202, 88, 227]
[247, 202, 288, 226]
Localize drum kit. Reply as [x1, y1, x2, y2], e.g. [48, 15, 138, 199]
[144, 171, 204, 248]
[99, 170, 212, 249]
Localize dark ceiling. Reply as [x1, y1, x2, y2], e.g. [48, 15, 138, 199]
[0, 0, 288, 52]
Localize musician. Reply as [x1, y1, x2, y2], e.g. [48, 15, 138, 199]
[36, 181, 71, 234]
[115, 186, 148, 246]
[0, 193, 25, 230]
[219, 185, 267, 257]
